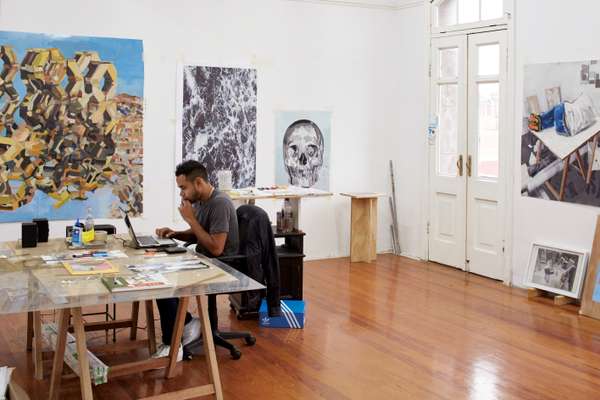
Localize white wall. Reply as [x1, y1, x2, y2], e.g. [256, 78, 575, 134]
[0, 0, 426, 260]
[384, 4, 428, 259]
[511, 0, 600, 285]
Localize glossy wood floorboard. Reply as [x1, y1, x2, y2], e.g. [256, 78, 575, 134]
[2, 254, 600, 399]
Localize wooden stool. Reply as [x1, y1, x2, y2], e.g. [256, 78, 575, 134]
[341, 193, 385, 263]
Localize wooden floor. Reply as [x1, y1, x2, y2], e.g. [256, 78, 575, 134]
[3, 254, 600, 399]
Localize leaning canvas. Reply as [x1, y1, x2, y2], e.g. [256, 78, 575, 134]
[525, 243, 588, 299]
[275, 111, 331, 191]
[522, 60, 600, 206]
[0, 30, 144, 222]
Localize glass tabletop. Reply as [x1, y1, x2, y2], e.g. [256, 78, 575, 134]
[0, 237, 265, 314]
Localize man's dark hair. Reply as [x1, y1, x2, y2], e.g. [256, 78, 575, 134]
[175, 160, 209, 182]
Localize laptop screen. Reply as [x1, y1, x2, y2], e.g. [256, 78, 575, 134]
[124, 214, 139, 244]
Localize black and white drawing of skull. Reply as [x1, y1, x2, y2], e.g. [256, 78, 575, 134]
[283, 119, 324, 188]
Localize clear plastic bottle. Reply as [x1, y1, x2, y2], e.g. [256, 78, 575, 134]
[72, 218, 83, 246]
[283, 199, 293, 233]
[83, 207, 95, 243]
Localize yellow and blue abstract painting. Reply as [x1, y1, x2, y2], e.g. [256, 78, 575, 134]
[0, 30, 144, 222]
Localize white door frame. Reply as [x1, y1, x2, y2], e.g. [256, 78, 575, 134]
[421, 0, 515, 285]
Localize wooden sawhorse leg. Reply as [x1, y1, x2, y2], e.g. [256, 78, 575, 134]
[587, 134, 599, 185]
[49, 307, 93, 400]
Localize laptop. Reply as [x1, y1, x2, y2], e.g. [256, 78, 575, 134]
[124, 214, 177, 248]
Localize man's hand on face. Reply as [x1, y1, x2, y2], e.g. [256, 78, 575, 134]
[155, 227, 175, 238]
[179, 200, 196, 224]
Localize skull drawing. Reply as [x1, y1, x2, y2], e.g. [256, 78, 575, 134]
[283, 119, 324, 188]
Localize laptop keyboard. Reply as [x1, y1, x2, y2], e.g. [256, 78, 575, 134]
[138, 236, 159, 246]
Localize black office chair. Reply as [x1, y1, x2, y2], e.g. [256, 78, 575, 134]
[185, 204, 281, 360]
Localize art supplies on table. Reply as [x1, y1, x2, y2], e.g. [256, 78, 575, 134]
[101, 273, 173, 292]
[62, 260, 120, 275]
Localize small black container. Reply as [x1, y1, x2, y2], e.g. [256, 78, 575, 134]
[21, 222, 38, 248]
[32, 218, 49, 242]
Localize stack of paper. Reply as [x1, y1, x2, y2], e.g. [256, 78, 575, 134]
[42, 323, 108, 385]
[0, 366, 13, 399]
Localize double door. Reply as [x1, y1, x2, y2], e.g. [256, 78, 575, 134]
[428, 30, 507, 280]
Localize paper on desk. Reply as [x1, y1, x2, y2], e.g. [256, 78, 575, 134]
[42, 250, 128, 265]
[128, 258, 210, 273]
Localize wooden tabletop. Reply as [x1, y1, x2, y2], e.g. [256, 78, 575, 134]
[339, 192, 387, 199]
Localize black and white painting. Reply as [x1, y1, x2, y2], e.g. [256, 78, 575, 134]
[526, 244, 587, 298]
[522, 60, 600, 206]
[177, 65, 257, 188]
[274, 111, 331, 191]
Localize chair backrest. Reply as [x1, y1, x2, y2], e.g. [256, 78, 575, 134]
[65, 224, 117, 237]
[236, 204, 273, 256]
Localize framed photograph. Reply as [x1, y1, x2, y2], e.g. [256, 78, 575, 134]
[580, 215, 600, 319]
[526, 243, 588, 298]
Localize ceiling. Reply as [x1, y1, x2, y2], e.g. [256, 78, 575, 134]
[288, 0, 425, 10]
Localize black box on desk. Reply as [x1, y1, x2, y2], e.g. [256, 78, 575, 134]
[21, 223, 38, 248]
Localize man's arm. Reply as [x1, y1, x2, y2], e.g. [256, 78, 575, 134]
[155, 227, 196, 243]
[178, 200, 228, 257]
[170, 229, 197, 243]
[187, 219, 227, 257]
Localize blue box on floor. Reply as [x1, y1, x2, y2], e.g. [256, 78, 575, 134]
[259, 299, 305, 328]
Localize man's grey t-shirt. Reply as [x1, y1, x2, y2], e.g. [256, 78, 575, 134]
[192, 189, 239, 257]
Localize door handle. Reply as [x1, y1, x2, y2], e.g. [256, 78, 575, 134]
[456, 155, 463, 176]
[466, 155, 472, 177]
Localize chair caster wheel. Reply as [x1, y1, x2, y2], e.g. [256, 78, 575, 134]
[230, 348, 242, 360]
[244, 336, 256, 346]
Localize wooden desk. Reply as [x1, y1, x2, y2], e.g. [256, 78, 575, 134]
[0, 238, 264, 400]
[340, 193, 385, 263]
[226, 186, 332, 231]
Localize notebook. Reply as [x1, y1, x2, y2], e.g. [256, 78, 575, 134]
[62, 260, 120, 275]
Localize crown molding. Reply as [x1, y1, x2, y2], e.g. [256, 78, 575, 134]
[286, 0, 425, 11]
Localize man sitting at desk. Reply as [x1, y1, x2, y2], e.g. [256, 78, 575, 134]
[153, 160, 239, 358]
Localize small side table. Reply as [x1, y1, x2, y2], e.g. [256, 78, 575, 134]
[340, 193, 385, 263]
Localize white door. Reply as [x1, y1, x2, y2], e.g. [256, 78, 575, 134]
[428, 30, 507, 279]
[428, 35, 468, 269]
[465, 30, 507, 279]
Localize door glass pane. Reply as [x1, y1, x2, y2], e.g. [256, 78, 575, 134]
[458, 0, 479, 24]
[478, 44, 499, 75]
[481, 0, 503, 20]
[437, 0, 457, 27]
[438, 84, 459, 177]
[477, 82, 499, 178]
[440, 48, 458, 79]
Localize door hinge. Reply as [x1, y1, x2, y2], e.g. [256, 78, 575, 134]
[428, 64, 432, 78]
[427, 222, 430, 234]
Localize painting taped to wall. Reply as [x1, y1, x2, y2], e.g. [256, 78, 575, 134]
[176, 65, 257, 189]
[0, 30, 144, 222]
[522, 60, 600, 207]
[275, 111, 331, 191]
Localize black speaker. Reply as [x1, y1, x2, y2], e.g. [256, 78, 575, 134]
[32, 218, 49, 242]
[21, 222, 38, 248]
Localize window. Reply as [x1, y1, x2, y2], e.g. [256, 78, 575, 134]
[434, 0, 504, 29]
